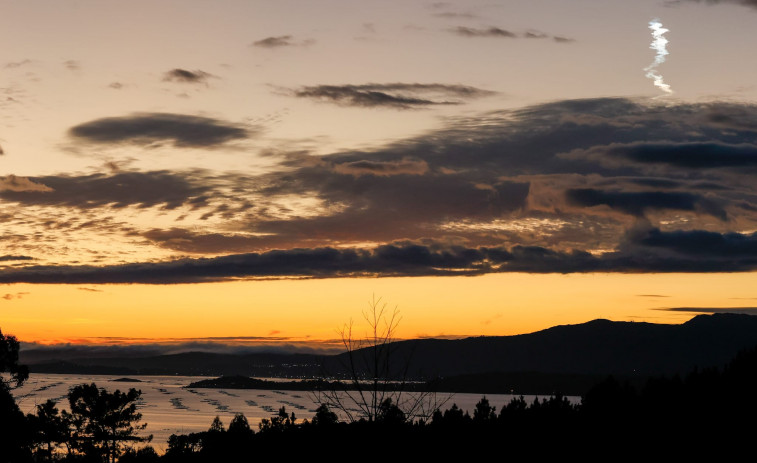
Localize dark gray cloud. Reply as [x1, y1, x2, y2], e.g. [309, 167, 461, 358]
[0, 171, 211, 210]
[253, 167, 530, 246]
[524, 31, 548, 39]
[566, 188, 727, 220]
[163, 69, 214, 84]
[126, 97, 757, 257]
[141, 228, 287, 254]
[451, 26, 517, 38]
[252, 35, 313, 48]
[253, 35, 293, 47]
[290, 83, 494, 109]
[0, 175, 53, 192]
[4, 225, 757, 283]
[0, 255, 34, 262]
[623, 227, 757, 258]
[449, 27, 574, 42]
[656, 307, 757, 315]
[0, 245, 505, 283]
[678, 0, 757, 9]
[565, 142, 757, 169]
[7, 97, 757, 278]
[69, 113, 251, 148]
[332, 158, 428, 176]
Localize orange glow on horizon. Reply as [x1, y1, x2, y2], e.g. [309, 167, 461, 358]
[3, 272, 757, 348]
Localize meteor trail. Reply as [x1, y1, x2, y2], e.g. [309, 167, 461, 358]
[644, 19, 673, 94]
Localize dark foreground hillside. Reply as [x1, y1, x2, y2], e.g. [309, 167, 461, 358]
[6, 342, 757, 462]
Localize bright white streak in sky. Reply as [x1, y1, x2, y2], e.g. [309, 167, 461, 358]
[644, 19, 673, 94]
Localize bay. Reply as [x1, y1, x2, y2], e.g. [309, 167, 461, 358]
[12, 373, 579, 452]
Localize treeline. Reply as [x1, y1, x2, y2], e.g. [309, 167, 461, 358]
[6, 331, 757, 461]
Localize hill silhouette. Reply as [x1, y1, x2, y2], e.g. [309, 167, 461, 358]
[24, 314, 757, 384]
[325, 313, 757, 378]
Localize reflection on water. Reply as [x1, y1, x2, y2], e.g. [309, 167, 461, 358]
[12, 373, 579, 451]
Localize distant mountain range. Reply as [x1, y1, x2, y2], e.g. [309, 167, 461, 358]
[24, 314, 757, 389]
[327, 313, 757, 378]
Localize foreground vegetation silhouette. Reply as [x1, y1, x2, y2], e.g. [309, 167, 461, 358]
[6, 325, 757, 460]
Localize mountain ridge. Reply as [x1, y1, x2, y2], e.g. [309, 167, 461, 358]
[23, 313, 757, 379]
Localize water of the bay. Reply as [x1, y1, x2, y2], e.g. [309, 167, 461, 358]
[12, 374, 580, 452]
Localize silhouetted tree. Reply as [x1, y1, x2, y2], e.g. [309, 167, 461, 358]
[0, 328, 28, 389]
[0, 328, 31, 463]
[376, 398, 406, 425]
[431, 403, 470, 428]
[66, 383, 151, 463]
[207, 416, 225, 433]
[472, 396, 497, 423]
[316, 295, 446, 423]
[165, 433, 201, 459]
[27, 399, 70, 460]
[118, 446, 160, 463]
[259, 406, 297, 433]
[228, 413, 253, 437]
[311, 404, 339, 427]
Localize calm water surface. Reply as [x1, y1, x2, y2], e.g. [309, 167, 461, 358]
[13, 373, 579, 451]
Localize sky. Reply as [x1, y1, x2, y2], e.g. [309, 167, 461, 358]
[2, 0, 757, 354]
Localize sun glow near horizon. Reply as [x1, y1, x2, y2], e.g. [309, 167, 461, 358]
[4, 271, 757, 349]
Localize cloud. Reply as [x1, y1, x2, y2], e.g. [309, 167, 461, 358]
[332, 158, 429, 177]
[434, 12, 478, 19]
[20, 337, 343, 358]
[566, 188, 727, 220]
[163, 69, 215, 84]
[252, 35, 313, 48]
[0, 171, 211, 210]
[289, 83, 494, 109]
[0, 244, 512, 283]
[0, 255, 34, 262]
[2, 292, 29, 300]
[449, 27, 574, 42]
[0, 175, 53, 192]
[564, 142, 757, 169]
[68, 113, 252, 148]
[6, 97, 757, 277]
[655, 307, 757, 315]
[253, 35, 293, 47]
[141, 228, 285, 254]
[4, 225, 757, 283]
[524, 31, 548, 39]
[253, 169, 530, 246]
[677, 0, 757, 10]
[4, 60, 32, 68]
[450, 26, 517, 38]
[622, 226, 757, 259]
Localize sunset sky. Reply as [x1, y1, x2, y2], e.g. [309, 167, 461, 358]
[2, 0, 757, 353]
